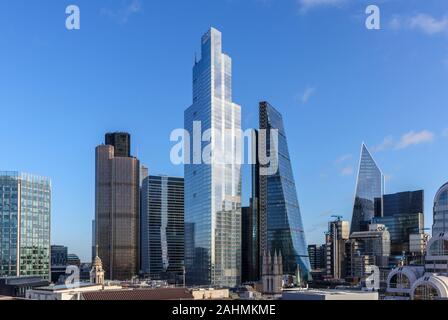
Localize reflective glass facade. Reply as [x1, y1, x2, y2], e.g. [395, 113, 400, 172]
[0, 172, 51, 280]
[105, 132, 131, 158]
[373, 213, 424, 255]
[433, 183, 448, 235]
[382, 190, 424, 217]
[351, 144, 384, 233]
[141, 176, 184, 282]
[184, 28, 242, 287]
[259, 101, 311, 281]
[95, 141, 140, 281]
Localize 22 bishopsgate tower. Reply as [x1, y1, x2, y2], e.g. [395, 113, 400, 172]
[184, 28, 242, 287]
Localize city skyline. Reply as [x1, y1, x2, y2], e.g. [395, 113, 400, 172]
[1, 0, 447, 261]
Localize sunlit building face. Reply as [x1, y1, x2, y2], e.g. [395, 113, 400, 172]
[184, 28, 242, 287]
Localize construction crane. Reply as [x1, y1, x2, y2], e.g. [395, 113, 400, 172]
[331, 215, 343, 221]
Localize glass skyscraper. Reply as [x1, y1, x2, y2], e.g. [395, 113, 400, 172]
[95, 133, 140, 281]
[351, 143, 384, 233]
[0, 172, 51, 280]
[372, 190, 424, 256]
[381, 191, 424, 217]
[258, 101, 311, 282]
[433, 182, 448, 235]
[141, 175, 184, 283]
[184, 28, 242, 287]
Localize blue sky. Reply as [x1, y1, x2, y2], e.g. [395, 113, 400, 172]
[0, 0, 447, 261]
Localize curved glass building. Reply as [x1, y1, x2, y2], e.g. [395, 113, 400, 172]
[258, 101, 311, 282]
[433, 182, 448, 236]
[351, 143, 384, 233]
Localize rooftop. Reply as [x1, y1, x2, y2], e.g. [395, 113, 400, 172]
[82, 288, 194, 301]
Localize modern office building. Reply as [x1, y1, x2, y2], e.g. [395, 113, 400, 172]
[242, 137, 262, 283]
[373, 190, 424, 256]
[95, 133, 140, 281]
[381, 191, 424, 217]
[184, 28, 242, 287]
[0, 276, 49, 298]
[91, 220, 96, 262]
[378, 211, 424, 258]
[325, 219, 350, 280]
[141, 175, 184, 283]
[241, 206, 253, 283]
[351, 143, 384, 233]
[50, 245, 68, 283]
[373, 213, 424, 256]
[140, 165, 149, 187]
[308, 245, 326, 271]
[67, 254, 81, 267]
[51, 245, 68, 266]
[347, 224, 391, 280]
[409, 233, 430, 257]
[433, 182, 448, 235]
[252, 101, 311, 282]
[0, 172, 51, 281]
[105, 132, 131, 158]
[425, 233, 448, 274]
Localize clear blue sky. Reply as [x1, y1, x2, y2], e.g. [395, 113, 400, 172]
[1, 0, 447, 261]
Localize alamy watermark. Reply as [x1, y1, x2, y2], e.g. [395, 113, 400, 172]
[170, 123, 279, 176]
[364, 265, 381, 291]
[365, 5, 381, 30]
[66, 5, 80, 30]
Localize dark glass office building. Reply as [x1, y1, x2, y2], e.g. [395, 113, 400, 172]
[373, 213, 424, 256]
[105, 132, 131, 157]
[351, 143, 384, 233]
[242, 201, 260, 283]
[256, 101, 311, 282]
[382, 191, 424, 217]
[308, 244, 326, 271]
[51, 245, 68, 266]
[372, 190, 424, 256]
[141, 176, 184, 283]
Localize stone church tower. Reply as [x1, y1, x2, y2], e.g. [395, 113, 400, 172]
[90, 245, 105, 285]
[262, 250, 283, 294]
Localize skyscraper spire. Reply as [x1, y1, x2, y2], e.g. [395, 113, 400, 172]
[351, 143, 384, 233]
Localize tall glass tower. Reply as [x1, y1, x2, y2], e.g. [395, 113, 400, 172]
[258, 101, 311, 282]
[0, 172, 51, 280]
[351, 143, 384, 233]
[184, 28, 242, 287]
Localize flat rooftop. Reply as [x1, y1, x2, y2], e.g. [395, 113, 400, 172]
[282, 289, 379, 300]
